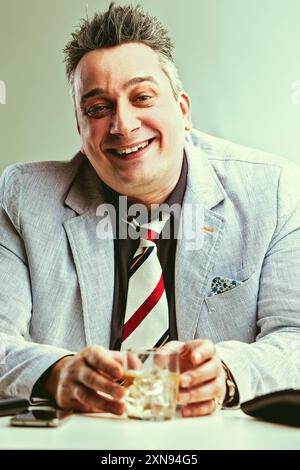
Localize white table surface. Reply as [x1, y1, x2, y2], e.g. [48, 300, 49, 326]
[0, 409, 300, 450]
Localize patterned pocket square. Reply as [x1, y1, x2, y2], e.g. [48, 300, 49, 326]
[209, 276, 242, 297]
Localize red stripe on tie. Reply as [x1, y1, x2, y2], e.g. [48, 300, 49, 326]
[147, 229, 159, 242]
[121, 274, 165, 342]
[140, 227, 159, 242]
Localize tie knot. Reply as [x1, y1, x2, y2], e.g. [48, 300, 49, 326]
[124, 212, 170, 246]
[139, 213, 170, 247]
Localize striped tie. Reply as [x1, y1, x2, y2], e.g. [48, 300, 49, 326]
[120, 213, 170, 351]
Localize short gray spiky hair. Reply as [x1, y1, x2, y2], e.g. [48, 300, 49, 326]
[63, 2, 183, 101]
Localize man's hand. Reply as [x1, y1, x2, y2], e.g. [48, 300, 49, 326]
[162, 339, 226, 417]
[45, 346, 125, 415]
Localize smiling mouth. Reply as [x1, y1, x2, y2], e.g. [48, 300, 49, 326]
[107, 138, 155, 157]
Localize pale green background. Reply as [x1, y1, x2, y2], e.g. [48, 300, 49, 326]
[1, 0, 300, 174]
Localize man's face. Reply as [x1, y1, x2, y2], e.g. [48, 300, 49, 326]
[74, 43, 191, 201]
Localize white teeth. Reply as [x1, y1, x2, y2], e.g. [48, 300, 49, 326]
[115, 139, 150, 156]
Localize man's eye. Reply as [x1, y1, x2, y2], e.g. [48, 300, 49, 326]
[85, 104, 112, 118]
[135, 95, 153, 102]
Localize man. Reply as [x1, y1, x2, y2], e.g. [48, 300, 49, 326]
[1, 3, 300, 418]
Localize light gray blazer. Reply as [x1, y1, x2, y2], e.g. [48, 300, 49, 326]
[1, 129, 300, 402]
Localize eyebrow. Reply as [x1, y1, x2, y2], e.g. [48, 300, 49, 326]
[80, 76, 159, 106]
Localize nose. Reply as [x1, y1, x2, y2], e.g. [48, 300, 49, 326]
[110, 103, 141, 136]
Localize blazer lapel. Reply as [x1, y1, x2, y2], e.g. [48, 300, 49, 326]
[63, 156, 114, 348]
[175, 143, 226, 342]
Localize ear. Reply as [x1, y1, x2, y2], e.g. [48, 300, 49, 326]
[179, 92, 192, 131]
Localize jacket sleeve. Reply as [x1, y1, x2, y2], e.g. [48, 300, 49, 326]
[0, 166, 74, 399]
[217, 160, 300, 403]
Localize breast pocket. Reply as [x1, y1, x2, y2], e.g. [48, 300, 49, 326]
[204, 270, 259, 342]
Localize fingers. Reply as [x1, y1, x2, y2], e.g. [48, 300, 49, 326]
[83, 346, 124, 380]
[181, 400, 215, 418]
[176, 340, 227, 418]
[179, 372, 226, 418]
[72, 384, 125, 415]
[54, 346, 126, 414]
[78, 367, 124, 400]
[179, 339, 216, 373]
[179, 376, 224, 405]
[111, 350, 126, 367]
[180, 356, 223, 389]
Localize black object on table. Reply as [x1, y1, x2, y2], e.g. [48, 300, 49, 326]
[241, 389, 300, 427]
